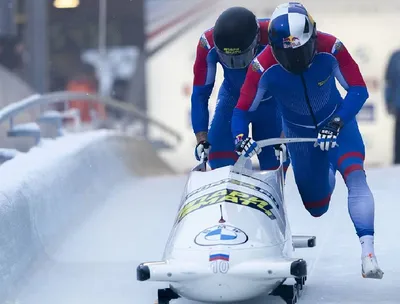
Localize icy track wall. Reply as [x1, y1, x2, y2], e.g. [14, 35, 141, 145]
[0, 130, 174, 301]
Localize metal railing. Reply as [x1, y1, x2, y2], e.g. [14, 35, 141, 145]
[0, 91, 182, 162]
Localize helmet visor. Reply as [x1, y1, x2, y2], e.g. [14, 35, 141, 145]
[216, 35, 258, 69]
[272, 38, 315, 74]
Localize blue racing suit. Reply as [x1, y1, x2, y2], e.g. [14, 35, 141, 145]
[191, 19, 288, 171]
[232, 32, 374, 238]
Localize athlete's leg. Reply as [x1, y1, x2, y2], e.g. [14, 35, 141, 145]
[330, 118, 373, 238]
[284, 125, 334, 217]
[207, 86, 238, 169]
[250, 100, 290, 173]
[329, 118, 383, 278]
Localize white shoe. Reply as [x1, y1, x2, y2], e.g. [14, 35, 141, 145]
[361, 253, 384, 279]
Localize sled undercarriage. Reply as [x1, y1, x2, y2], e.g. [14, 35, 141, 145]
[271, 275, 307, 304]
[153, 265, 307, 304]
[154, 275, 306, 304]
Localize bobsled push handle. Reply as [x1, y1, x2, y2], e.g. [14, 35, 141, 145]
[192, 151, 208, 172]
[234, 137, 317, 169]
[256, 137, 317, 149]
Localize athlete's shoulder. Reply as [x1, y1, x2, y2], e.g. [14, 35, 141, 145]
[250, 46, 278, 75]
[198, 27, 215, 51]
[316, 31, 343, 55]
[258, 17, 270, 28]
[258, 18, 270, 45]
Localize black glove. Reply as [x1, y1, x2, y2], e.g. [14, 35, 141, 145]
[273, 143, 287, 160]
[195, 140, 211, 161]
[316, 116, 344, 151]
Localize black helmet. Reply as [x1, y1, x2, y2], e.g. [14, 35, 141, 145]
[213, 7, 260, 69]
[268, 2, 317, 74]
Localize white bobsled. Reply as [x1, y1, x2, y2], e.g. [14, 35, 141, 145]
[137, 137, 318, 304]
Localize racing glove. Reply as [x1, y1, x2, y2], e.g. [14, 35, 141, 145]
[235, 135, 261, 158]
[195, 140, 211, 161]
[316, 116, 344, 151]
[273, 144, 287, 160]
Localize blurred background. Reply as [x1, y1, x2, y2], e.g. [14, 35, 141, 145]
[0, 0, 398, 171]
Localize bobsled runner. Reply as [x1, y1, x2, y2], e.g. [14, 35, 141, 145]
[137, 137, 318, 303]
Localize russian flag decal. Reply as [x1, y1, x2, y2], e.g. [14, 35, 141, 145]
[209, 253, 230, 261]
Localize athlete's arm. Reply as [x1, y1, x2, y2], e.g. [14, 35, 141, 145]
[231, 58, 267, 139]
[191, 32, 217, 143]
[332, 39, 369, 124]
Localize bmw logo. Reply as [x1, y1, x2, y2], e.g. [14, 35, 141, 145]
[194, 224, 248, 246]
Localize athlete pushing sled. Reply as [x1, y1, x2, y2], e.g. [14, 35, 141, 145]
[190, 6, 290, 172]
[232, 2, 384, 279]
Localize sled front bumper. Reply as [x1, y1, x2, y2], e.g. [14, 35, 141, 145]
[137, 258, 307, 282]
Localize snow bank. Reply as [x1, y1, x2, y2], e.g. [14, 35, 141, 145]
[0, 130, 174, 300]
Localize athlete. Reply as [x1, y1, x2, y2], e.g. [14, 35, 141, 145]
[191, 6, 289, 171]
[231, 2, 383, 279]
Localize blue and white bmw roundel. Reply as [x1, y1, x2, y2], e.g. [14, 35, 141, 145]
[205, 226, 237, 240]
[195, 224, 248, 246]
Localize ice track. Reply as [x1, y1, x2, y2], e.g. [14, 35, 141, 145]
[10, 167, 400, 304]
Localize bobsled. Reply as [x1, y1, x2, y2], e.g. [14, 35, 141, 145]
[137, 137, 318, 304]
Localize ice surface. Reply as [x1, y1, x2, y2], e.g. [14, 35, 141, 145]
[9, 166, 400, 304]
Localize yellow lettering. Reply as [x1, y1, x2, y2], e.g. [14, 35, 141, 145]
[206, 195, 225, 205]
[177, 188, 277, 222]
[249, 197, 270, 206]
[237, 198, 251, 206]
[178, 190, 227, 221]
[238, 197, 256, 206]
[223, 47, 241, 54]
[179, 192, 210, 219]
[224, 194, 238, 203]
[209, 189, 227, 198]
[229, 190, 250, 198]
[258, 204, 273, 217]
[237, 196, 273, 217]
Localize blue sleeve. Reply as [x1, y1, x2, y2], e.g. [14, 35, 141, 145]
[190, 42, 217, 134]
[335, 87, 369, 124]
[191, 84, 214, 133]
[231, 108, 251, 140]
[331, 42, 369, 124]
[231, 57, 268, 139]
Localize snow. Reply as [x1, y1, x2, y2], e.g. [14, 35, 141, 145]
[39, 110, 63, 119]
[0, 148, 20, 159]
[0, 130, 116, 189]
[6, 165, 400, 303]
[0, 129, 143, 302]
[9, 122, 40, 132]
